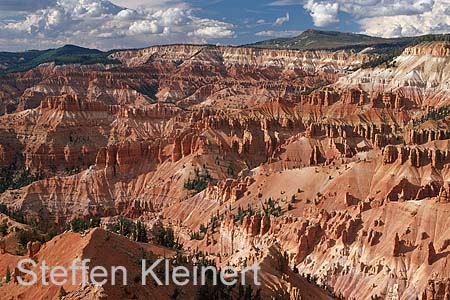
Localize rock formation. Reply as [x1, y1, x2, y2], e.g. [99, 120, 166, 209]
[1, 41, 450, 299]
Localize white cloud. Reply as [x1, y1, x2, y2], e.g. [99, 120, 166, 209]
[358, 0, 450, 37]
[267, 0, 298, 6]
[304, 0, 339, 27]
[0, 0, 235, 50]
[189, 19, 235, 38]
[109, 0, 173, 10]
[302, 0, 450, 37]
[274, 12, 290, 26]
[255, 30, 303, 37]
[129, 20, 161, 34]
[151, 7, 189, 26]
[339, 0, 435, 18]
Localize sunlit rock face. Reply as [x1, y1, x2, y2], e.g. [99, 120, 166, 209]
[1, 42, 450, 299]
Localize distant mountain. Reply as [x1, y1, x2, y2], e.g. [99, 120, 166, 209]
[0, 45, 118, 74]
[247, 29, 415, 51]
[2, 30, 450, 74]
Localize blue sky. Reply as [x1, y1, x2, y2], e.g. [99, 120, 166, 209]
[184, 0, 358, 44]
[0, 0, 449, 51]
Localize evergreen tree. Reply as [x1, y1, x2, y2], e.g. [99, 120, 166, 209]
[89, 216, 101, 228]
[238, 284, 244, 300]
[59, 286, 67, 299]
[253, 288, 262, 300]
[171, 287, 181, 300]
[196, 284, 210, 300]
[134, 221, 148, 243]
[244, 285, 253, 300]
[0, 223, 8, 236]
[5, 266, 11, 283]
[70, 218, 87, 233]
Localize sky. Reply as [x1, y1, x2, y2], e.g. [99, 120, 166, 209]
[0, 0, 449, 51]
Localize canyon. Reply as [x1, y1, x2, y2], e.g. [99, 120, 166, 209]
[0, 39, 449, 299]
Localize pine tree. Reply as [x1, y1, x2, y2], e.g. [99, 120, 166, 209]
[254, 288, 262, 300]
[244, 284, 253, 300]
[196, 284, 209, 300]
[59, 286, 67, 299]
[238, 284, 244, 300]
[134, 221, 148, 243]
[5, 266, 11, 283]
[171, 287, 181, 300]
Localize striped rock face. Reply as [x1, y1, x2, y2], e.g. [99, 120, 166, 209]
[0, 42, 450, 300]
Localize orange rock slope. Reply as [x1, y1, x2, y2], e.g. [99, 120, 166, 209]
[0, 42, 450, 299]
